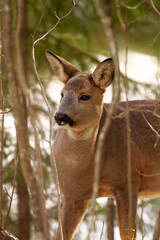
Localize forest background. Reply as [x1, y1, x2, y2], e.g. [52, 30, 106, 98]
[0, 0, 160, 239]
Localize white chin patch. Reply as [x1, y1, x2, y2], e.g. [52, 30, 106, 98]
[67, 128, 94, 140]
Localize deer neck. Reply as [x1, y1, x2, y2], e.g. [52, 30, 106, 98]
[60, 126, 98, 163]
[54, 124, 100, 166]
[59, 125, 99, 155]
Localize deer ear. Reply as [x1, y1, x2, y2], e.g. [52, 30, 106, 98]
[46, 50, 81, 84]
[92, 58, 114, 89]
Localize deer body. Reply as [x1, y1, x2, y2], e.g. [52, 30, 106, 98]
[46, 50, 160, 240]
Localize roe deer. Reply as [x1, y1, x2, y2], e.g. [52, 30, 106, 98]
[46, 50, 160, 240]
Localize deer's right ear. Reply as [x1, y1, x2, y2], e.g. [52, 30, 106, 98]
[46, 50, 81, 84]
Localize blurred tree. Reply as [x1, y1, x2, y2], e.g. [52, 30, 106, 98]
[153, 208, 160, 240]
[2, 0, 50, 239]
[14, 1, 30, 239]
[0, 6, 4, 230]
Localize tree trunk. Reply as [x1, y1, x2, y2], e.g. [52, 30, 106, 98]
[2, 1, 50, 239]
[106, 198, 115, 240]
[14, 2, 30, 238]
[17, 169, 30, 240]
[0, 6, 4, 228]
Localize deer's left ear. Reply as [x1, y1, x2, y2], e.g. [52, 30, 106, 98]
[92, 58, 114, 89]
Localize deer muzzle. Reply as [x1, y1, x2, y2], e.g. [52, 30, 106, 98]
[54, 112, 74, 127]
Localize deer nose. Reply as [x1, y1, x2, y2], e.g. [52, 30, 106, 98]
[54, 113, 74, 126]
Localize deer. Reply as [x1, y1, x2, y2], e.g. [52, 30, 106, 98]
[46, 49, 160, 240]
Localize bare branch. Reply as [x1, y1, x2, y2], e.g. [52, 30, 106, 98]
[54, 11, 60, 20]
[121, 0, 146, 10]
[149, 0, 160, 26]
[141, 109, 160, 147]
[31, 1, 79, 239]
[114, 0, 126, 31]
[100, 221, 105, 240]
[153, 208, 160, 240]
[4, 158, 18, 228]
[0, 228, 19, 240]
[149, 0, 160, 17]
[87, 0, 120, 238]
[3, 187, 11, 199]
[127, 6, 150, 26]
[32, 1, 78, 47]
[0, 107, 13, 114]
[141, 200, 144, 240]
[114, 0, 134, 237]
[33, 0, 48, 39]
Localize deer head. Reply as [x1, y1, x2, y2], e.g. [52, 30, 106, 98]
[46, 50, 114, 131]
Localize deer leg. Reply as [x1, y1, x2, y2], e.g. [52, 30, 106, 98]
[55, 196, 89, 240]
[114, 183, 139, 240]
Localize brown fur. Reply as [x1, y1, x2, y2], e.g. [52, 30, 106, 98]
[46, 50, 160, 240]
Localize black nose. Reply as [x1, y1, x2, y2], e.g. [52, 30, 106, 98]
[54, 113, 74, 126]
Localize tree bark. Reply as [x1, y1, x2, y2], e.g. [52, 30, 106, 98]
[2, 1, 50, 239]
[14, 2, 30, 238]
[106, 198, 115, 240]
[0, 5, 4, 228]
[17, 170, 30, 240]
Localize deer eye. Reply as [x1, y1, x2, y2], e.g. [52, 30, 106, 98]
[80, 95, 90, 101]
[60, 93, 64, 99]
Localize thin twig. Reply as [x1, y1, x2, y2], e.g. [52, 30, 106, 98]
[114, 0, 133, 237]
[3, 187, 11, 199]
[0, 228, 19, 240]
[141, 200, 144, 240]
[87, 0, 120, 238]
[0, 107, 13, 114]
[0, 53, 4, 58]
[33, 0, 48, 39]
[153, 208, 160, 240]
[114, 0, 126, 30]
[127, 6, 150, 26]
[32, 1, 79, 47]
[121, 0, 146, 10]
[3, 158, 18, 228]
[141, 109, 160, 147]
[149, 0, 160, 17]
[31, 1, 79, 239]
[149, 0, 160, 26]
[100, 221, 105, 240]
[148, 31, 160, 46]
